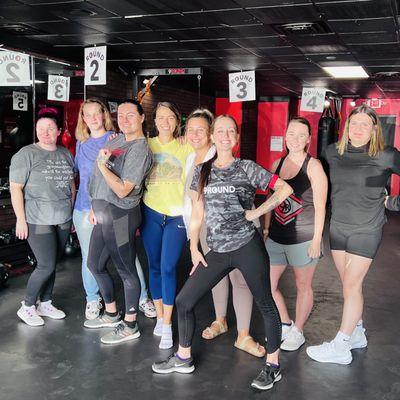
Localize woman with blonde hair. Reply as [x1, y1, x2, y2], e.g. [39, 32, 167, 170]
[73, 99, 114, 320]
[307, 104, 400, 364]
[74, 98, 155, 321]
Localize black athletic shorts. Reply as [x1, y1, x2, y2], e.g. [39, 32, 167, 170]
[329, 223, 383, 259]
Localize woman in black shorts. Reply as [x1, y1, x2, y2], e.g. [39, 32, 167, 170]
[307, 105, 400, 364]
[152, 114, 292, 391]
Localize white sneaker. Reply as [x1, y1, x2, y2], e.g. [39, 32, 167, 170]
[37, 300, 66, 320]
[350, 326, 367, 349]
[306, 340, 352, 365]
[85, 299, 102, 320]
[159, 324, 173, 349]
[280, 325, 305, 351]
[153, 318, 163, 337]
[139, 298, 157, 318]
[17, 301, 44, 326]
[281, 320, 294, 341]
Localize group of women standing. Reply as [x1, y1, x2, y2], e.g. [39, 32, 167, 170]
[9, 100, 400, 391]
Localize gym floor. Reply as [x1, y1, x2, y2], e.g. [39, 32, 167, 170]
[0, 212, 399, 400]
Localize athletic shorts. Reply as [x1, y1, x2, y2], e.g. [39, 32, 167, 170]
[329, 223, 383, 260]
[265, 238, 321, 267]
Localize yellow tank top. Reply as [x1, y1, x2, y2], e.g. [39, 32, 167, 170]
[144, 137, 193, 216]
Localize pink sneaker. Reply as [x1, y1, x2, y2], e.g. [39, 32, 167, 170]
[17, 301, 44, 326]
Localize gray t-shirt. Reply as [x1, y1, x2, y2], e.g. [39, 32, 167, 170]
[89, 135, 153, 209]
[190, 159, 275, 253]
[9, 144, 74, 225]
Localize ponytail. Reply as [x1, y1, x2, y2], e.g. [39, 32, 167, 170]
[198, 153, 217, 198]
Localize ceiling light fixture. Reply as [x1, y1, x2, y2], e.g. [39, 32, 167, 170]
[48, 58, 71, 66]
[125, 14, 145, 19]
[323, 66, 369, 79]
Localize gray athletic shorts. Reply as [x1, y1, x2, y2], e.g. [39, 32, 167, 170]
[265, 238, 321, 267]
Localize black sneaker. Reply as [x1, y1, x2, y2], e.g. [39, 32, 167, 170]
[152, 353, 195, 374]
[251, 363, 282, 391]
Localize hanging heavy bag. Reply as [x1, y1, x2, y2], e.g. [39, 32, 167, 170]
[317, 105, 337, 160]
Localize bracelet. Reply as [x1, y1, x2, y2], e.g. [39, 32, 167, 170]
[97, 155, 108, 165]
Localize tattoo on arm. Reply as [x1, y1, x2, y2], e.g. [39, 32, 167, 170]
[259, 193, 281, 215]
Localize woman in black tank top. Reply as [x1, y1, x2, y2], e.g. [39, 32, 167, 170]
[264, 117, 328, 352]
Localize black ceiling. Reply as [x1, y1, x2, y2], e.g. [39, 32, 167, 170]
[1, 0, 400, 98]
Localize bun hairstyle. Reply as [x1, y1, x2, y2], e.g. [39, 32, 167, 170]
[75, 98, 114, 143]
[286, 116, 312, 153]
[186, 108, 214, 127]
[119, 99, 144, 116]
[37, 107, 61, 129]
[197, 114, 238, 198]
[288, 116, 311, 135]
[337, 104, 384, 157]
[154, 101, 182, 137]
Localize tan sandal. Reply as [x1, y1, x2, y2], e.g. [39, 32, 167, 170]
[234, 335, 266, 358]
[201, 320, 228, 340]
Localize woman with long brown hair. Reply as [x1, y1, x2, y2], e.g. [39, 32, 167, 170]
[141, 102, 193, 349]
[152, 114, 292, 391]
[307, 104, 400, 364]
[183, 108, 265, 357]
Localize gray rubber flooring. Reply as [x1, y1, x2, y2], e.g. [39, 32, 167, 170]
[0, 212, 399, 400]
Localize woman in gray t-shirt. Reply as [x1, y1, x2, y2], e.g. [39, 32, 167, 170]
[10, 114, 75, 327]
[83, 100, 153, 345]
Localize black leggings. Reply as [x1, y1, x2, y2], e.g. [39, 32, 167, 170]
[88, 200, 141, 316]
[25, 221, 71, 307]
[176, 233, 282, 353]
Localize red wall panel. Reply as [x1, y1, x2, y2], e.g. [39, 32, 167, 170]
[256, 101, 289, 170]
[215, 98, 243, 157]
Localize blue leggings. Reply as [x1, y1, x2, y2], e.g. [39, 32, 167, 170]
[141, 204, 187, 306]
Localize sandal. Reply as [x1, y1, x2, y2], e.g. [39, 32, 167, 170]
[201, 320, 228, 340]
[234, 335, 266, 358]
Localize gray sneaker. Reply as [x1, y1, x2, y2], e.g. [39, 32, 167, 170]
[152, 353, 195, 374]
[84, 313, 121, 329]
[100, 321, 141, 344]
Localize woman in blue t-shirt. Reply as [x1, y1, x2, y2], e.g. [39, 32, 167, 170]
[73, 99, 114, 320]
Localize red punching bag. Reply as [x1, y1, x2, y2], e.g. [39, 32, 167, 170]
[61, 127, 72, 147]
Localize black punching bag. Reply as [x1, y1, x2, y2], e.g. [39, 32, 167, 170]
[317, 106, 337, 160]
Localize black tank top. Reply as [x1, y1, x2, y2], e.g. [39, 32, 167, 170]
[269, 154, 315, 244]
